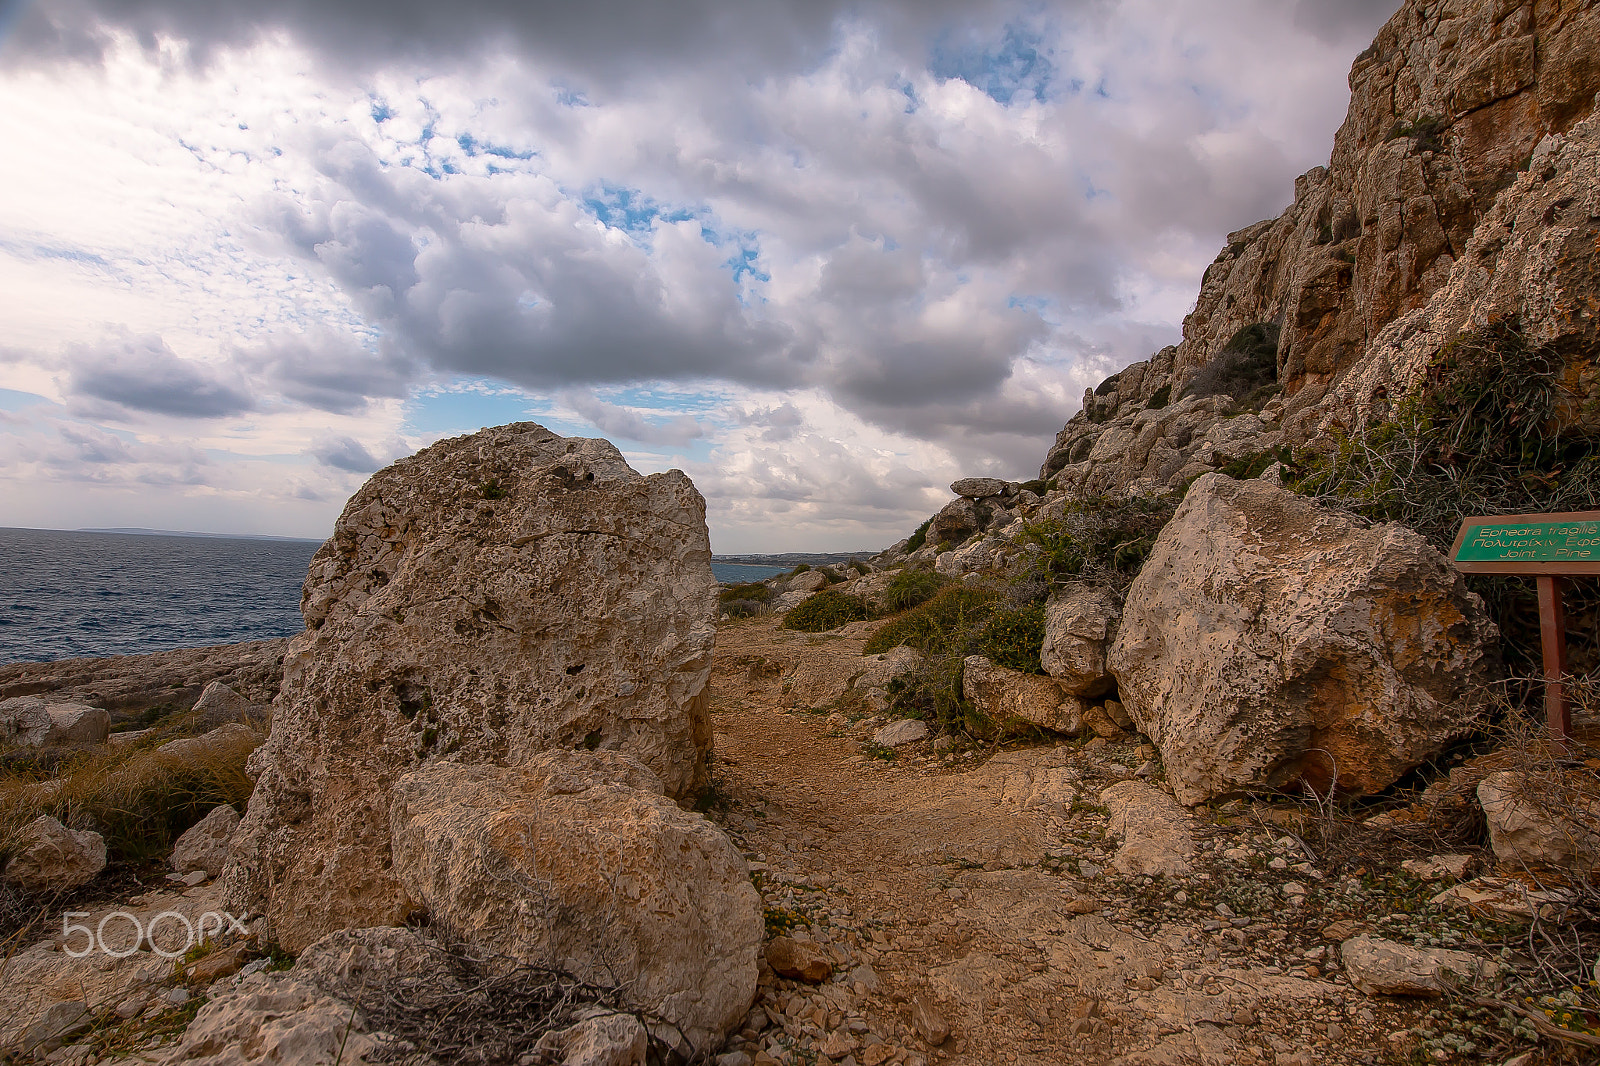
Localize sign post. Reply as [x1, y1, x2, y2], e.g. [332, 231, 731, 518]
[1449, 509, 1600, 749]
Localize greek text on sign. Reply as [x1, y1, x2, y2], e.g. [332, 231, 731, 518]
[1449, 510, 1600, 575]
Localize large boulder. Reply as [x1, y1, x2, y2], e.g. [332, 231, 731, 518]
[950, 477, 1010, 499]
[1109, 474, 1498, 805]
[962, 656, 1084, 735]
[3, 816, 106, 894]
[387, 750, 762, 1057]
[222, 423, 718, 951]
[1040, 585, 1121, 697]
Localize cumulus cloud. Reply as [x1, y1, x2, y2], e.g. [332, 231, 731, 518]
[561, 390, 704, 447]
[308, 434, 381, 473]
[63, 334, 254, 418]
[0, 0, 1405, 547]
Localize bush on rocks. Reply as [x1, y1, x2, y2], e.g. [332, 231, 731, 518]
[881, 568, 946, 614]
[782, 590, 870, 633]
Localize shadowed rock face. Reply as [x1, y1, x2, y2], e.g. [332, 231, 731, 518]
[222, 422, 718, 951]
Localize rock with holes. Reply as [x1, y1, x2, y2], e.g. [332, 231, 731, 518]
[387, 750, 761, 1057]
[221, 423, 718, 951]
[1109, 474, 1498, 805]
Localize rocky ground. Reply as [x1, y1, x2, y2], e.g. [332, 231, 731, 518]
[700, 616, 1590, 1066]
[1, 615, 1595, 1065]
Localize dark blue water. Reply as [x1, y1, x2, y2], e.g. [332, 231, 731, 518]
[0, 527, 321, 665]
[711, 562, 789, 584]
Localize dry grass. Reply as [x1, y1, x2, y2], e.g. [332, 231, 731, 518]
[0, 724, 260, 866]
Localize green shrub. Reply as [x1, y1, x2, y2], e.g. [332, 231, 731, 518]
[1145, 384, 1171, 410]
[863, 586, 999, 655]
[976, 602, 1047, 674]
[1018, 479, 1050, 495]
[1017, 495, 1179, 588]
[783, 589, 870, 632]
[848, 559, 870, 576]
[721, 599, 769, 618]
[789, 563, 811, 574]
[904, 519, 932, 553]
[1182, 323, 1279, 403]
[719, 582, 773, 604]
[882, 567, 946, 614]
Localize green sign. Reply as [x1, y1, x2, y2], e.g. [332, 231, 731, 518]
[1455, 519, 1600, 563]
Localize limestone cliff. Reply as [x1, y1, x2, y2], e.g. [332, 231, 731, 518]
[1033, 0, 1600, 500]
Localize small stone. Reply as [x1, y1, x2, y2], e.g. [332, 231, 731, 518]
[873, 719, 929, 748]
[717, 1053, 753, 1066]
[164, 988, 191, 1007]
[911, 995, 949, 1046]
[20, 1001, 91, 1055]
[819, 1030, 857, 1059]
[766, 937, 833, 983]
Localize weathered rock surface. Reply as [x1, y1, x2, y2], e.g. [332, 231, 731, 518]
[2, 815, 107, 894]
[0, 696, 51, 748]
[1110, 474, 1498, 804]
[156, 722, 260, 762]
[1100, 780, 1196, 877]
[222, 423, 718, 950]
[0, 697, 111, 748]
[0, 639, 287, 725]
[765, 937, 833, 983]
[950, 477, 1010, 499]
[1477, 770, 1600, 871]
[535, 1012, 649, 1066]
[873, 719, 928, 748]
[387, 750, 761, 1055]
[962, 656, 1083, 735]
[156, 973, 383, 1065]
[44, 701, 111, 745]
[786, 570, 828, 594]
[1341, 935, 1486, 997]
[170, 805, 241, 878]
[190, 681, 269, 732]
[1039, 585, 1120, 697]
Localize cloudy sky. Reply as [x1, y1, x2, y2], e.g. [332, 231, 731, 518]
[0, 0, 1399, 552]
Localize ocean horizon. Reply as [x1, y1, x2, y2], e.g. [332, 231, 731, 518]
[0, 527, 798, 664]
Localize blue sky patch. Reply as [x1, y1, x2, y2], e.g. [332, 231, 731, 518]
[0, 388, 50, 413]
[929, 21, 1057, 105]
[401, 380, 543, 439]
[584, 185, 697, 235]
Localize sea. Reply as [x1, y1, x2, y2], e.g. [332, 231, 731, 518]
[0, 527, 321, 665]
[0, 527, 793, 665]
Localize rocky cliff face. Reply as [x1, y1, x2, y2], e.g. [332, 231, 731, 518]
[1036, 0, 1600, 497]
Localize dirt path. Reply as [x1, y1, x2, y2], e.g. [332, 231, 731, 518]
[701, 617, 1475, 1066]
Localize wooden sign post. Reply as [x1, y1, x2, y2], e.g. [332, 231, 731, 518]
[1449, 510, 1600, 748]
